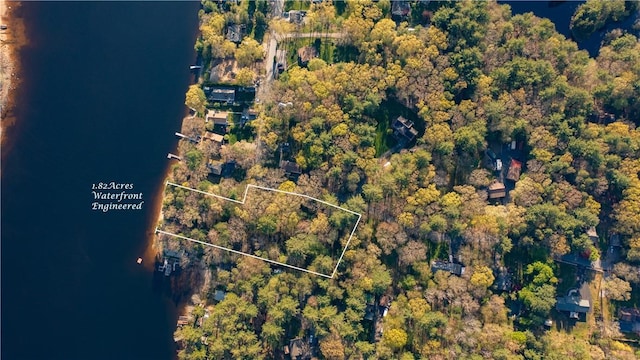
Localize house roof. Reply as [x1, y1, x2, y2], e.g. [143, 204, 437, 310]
[488, 181, 506, 199]
[288, 10, 306, 24]
[556, 288, 590, 314]
[206, 88, 235, 103]
[431, 260, 465, 276]
[506, 159, 522, 181]
[202, 132, 224, 142]
[619, 307, 640, 322]
[281, 161, 302, 175]
[391, 1, 411, 17]
[207, 160, 223, 175]
[392, 116, 419, 141]
[297, 46, 318, 64]
[226, 24, 245, 43]
[206, 110, 229, 125]
[494, 267, 513, 292]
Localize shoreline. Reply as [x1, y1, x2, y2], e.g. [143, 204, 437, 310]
[0, 0, 24, 147]
[144, 160, 172, 271]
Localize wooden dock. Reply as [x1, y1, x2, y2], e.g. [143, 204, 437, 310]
[175, 132, 199, 143]
[167, 153, 181, 160]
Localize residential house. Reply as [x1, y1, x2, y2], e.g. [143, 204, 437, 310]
[493, 267, 513, 292]
[226, 24, 245, 43]
[391, 0, 411, 20]
[235, 86, 256, 103]
[206, 110, 230, 126]
[488, 181, 506, 200]
[207, 160, 224, 176]
[556, 285, 591, 321]
[202, 131, 224, 143]
[431, 260, 465, 276]
[506, 159, 522, 182]
[287, 10, 307, 25]
[287, 338, 311, 360]
[392, 116, 419, 142]
[297, 46, 318, 67]
[280, 160, 302, 177]
[618, 308, 640, 335]
[204, 86, 235, 104]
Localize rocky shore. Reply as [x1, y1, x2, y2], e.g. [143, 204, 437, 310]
[1, 0, 24, 144]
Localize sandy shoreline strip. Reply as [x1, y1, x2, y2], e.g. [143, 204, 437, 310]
[0, 0, 23, 145]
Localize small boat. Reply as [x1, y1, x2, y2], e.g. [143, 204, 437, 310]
[136, 257, 143, 264]
[189, 65, 202, 70]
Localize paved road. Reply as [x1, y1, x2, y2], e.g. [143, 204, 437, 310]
[271, 0, 284, 19]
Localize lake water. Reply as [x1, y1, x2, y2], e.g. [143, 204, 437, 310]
[1, 2, 199, 359]
[501, 1, 640, 57]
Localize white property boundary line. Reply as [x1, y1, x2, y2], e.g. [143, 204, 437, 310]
[156, 181, 362, 278]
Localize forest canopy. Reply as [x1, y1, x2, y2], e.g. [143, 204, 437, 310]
[165, 1, 640, 359]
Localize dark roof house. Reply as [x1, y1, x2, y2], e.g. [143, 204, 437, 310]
[392, 116, 419, 142]
[493, 267, 513, 292]
[556, 286, 591, 321]
[431, 260, 465, 276]
[226, 24, 245, 43]
[235, 86, 256, 103]
[280, 161, 302, 176]
[618, 308, 640, 334]
[205, 86, 235, 104]
[391, 1, 411, 19]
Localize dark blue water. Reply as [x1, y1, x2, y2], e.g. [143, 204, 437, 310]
[501, 1, 640, 57]
[2, 2, 199, 359]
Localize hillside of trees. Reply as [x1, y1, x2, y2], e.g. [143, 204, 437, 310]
[161, 1, 640, 359]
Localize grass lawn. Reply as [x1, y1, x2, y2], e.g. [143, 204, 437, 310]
[285, 0, 311, 11]
[556, 262, 577, 296]
[374, 114, 394, 157]
[282, 37, 338, 69]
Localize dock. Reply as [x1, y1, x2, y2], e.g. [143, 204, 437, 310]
[167, 153, 182, 160]
[175, 132, 199, 143]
